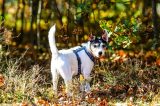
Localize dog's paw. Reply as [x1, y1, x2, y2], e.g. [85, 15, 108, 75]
[84, 83, 91, 93]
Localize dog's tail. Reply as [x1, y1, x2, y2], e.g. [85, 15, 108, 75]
[48, 24, 59, 57]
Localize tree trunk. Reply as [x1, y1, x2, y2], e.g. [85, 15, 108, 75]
[52, 0, 63, 25]
[1, 0, 5, 28]
[18, 0, 25, 44]
[66, 0, 71, 47]
[29, 0, 34, 44]
[152, 0, 158, 48]
[1, 0, 5, 18]
[37, 0, 42, 49]
[14, 0, 20, 36]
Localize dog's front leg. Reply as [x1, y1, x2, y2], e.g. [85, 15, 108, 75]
[84, 80, 91, 92]
[83, 71, 92, 93]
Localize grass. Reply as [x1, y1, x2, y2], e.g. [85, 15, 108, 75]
[0, 52, 160, 105]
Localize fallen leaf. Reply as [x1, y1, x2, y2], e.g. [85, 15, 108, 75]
[19, 101, 28, 106]
[86, 96, 95, 104]
[156, 58, 160, 66]
[99, 99, 108, 106]
[118, 50, 127, 57]
[34, 97, 50, 106]
[80, 74, 84, 83]
[0, 74, 5, 87]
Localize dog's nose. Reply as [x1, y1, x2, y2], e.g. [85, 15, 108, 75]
[98, 51, 102, 56]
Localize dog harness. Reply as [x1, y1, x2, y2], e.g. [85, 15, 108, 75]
[73, 46, 94, 75]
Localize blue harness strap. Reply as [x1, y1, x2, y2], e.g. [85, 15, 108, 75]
[83, 47, 94, 62]
[73, 47, 94, 75]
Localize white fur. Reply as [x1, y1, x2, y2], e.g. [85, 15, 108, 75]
[48, 25, 94, 96]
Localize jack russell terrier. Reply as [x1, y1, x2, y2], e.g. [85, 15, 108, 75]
[48, 24, 108, 96]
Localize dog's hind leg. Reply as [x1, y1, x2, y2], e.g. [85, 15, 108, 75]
[58, 66, 73, 96]
[64, 79, 73, 96]
[51, 68, 59, 97]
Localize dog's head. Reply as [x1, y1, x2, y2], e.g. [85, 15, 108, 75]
[88, 30, 108, 58]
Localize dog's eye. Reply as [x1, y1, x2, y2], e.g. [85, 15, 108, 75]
[93, 43, 101, 48]
[93, 45, 97, 48]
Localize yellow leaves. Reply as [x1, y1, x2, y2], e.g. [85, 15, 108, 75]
[80, 74, 84, 83]
[83, 34, 89, 41]
[0, 0, 3, 4]
[100, 10, 108, 18]
[40, 20, 48, 30]
[132, 3, 136, 9]
[145, 51, 157, 58]
[92, 4, 97, 9]
[62, 16, 68, 25]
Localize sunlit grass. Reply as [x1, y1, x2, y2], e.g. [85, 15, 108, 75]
[0, 53, 159, 105]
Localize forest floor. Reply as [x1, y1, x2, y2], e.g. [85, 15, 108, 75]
[0, 52, 160, 105]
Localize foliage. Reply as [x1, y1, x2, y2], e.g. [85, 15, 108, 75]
[99, 18, 142, 49]
[1, 0, 159, 49]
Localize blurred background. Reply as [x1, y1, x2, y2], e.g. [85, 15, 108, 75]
[0, 0, 160, 62]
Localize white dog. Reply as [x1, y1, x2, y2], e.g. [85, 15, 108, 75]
[48, 24, 108, 96]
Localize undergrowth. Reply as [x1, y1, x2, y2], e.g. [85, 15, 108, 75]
[0, 24, 159, 105]
[0, 56, 52, 104]
[92, 59, 160, 104]
[0, 52, 159, 105]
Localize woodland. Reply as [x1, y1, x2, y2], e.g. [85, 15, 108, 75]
[0, 0, 160, 105]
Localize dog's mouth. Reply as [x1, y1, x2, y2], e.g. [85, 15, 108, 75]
[92, 52, 105, 59]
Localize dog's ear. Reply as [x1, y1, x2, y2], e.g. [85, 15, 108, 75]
[101, 29, 108, 42]
[89, 33, 96, 41]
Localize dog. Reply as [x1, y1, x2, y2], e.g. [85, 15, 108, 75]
[48, 24, 108, 96]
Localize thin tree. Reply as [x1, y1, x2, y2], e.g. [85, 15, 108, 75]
[29, 0, 34, 44]
[14, 0, 20, 37]
[31, 0, 38, 45]
[52, 0, 63, 25]
[1, 0, 5, 28]
[18, 0, 25, 44]
[152, 0, 158, 49]
[37, 0, 42, 49]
